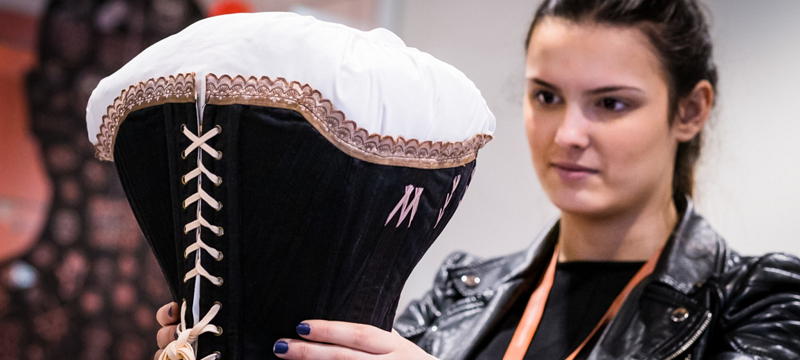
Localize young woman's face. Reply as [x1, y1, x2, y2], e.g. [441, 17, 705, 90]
[525, 18, 679, 217]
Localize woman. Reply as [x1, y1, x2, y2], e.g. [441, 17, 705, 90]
[155, 0, 800, 359]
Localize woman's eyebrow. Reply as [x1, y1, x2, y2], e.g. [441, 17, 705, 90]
[587, 86, 644, 95]
[529, 78, 559, 90]
[528, 78, 643, 96]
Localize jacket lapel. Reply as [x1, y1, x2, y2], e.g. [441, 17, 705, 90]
[440, 198, 726, 360]
[588, 199, 724, 360]
[444, 220, 559, 360]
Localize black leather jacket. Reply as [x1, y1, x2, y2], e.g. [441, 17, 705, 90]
[394, 200, 800, 360]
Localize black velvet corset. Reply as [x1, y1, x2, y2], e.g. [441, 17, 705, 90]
[109, 79, 480, 360]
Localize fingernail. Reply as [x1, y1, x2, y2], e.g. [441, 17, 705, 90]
[296, 323, 311, 336]
[174, 331, 179, 340]
[168, 306, 173, 318]
[273, 340, 289, 354]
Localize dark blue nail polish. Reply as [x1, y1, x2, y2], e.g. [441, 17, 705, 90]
[174, 331, 179, 340]
[296, 323, 311, 336]
[273, 340, 289, 354]
[168, 306, 173, 318]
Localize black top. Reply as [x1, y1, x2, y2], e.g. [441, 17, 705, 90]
[472, 261, 645, 360]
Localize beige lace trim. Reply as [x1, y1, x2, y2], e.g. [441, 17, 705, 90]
[93, 73, 492, 168]
[94, 73, 196, 161]
[205, 74, 492, 169]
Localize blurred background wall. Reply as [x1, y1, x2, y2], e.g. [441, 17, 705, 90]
[0, 1, 204, 359]
[0, 0, 798, 358]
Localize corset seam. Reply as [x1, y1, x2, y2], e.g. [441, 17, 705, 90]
[160, 74, 224, 360]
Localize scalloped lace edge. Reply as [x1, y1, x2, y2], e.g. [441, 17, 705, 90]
[94, 73, 196, 161]
[93, 73, 492, 168]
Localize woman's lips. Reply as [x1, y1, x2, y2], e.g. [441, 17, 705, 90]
[551, 162, 599, 181]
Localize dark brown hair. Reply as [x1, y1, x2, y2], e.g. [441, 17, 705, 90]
[526, 0, 718, 203]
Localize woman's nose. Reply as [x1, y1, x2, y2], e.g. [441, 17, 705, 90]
[553, 106, 590, 149]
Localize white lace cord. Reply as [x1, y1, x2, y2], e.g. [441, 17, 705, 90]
[160, 123, 225, 360]
[158, 300, 222, 360]
[185, 239, 223, 261]
[182, 162, 222, 186]
[182, 125, 223, 160]
[183, 188, 222, 211]
[184, 257, 224, 286]
[184, 214, 224, 236]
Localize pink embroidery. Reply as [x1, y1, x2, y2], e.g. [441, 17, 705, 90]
[385, 185, 424, 228]
[459, 168, 476, 208]
[435, 175, 461, 228]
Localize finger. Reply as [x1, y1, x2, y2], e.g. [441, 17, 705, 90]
[295, 320, 394, 354]
[154, 349, 162, 360]
[157, 325, 178, 349]
[273, 338, 371, 360]
[156, 302, 179, 326]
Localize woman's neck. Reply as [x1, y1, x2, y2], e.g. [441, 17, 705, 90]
[557, 197, 679, 262]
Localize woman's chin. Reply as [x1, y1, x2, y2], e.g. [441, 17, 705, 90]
[546, 189, 614, 218]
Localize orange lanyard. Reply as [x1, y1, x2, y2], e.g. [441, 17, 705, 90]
[502, 244, 662, 360]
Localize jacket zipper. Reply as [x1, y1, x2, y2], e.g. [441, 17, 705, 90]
[661, 312, 712, 360]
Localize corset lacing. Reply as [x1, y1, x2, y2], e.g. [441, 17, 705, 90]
[160, 122, 224, 360]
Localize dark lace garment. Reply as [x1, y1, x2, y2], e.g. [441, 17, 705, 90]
[114, 102, 478, 359]
[86, 12, 495, 360]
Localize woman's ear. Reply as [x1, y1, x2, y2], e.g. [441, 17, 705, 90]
[672, 80, 714, 142]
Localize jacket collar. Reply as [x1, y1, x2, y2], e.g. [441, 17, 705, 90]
[447, 218, 559, 298]
[591, 199, 727, 360]
[449, 197, 724, 299]
[517, 197, 723, 295]
[445, 197, 727, 360]
[650, 197, 725, 294]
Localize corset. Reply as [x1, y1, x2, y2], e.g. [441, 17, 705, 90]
[85, 13, 495, 360]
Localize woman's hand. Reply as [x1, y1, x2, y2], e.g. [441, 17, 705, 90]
[153, 301, 435, 360]
[154, 302, 179, 360]
[273, 320, 437, 360]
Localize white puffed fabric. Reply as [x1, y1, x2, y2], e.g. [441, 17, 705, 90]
[86, 12, 495, 149]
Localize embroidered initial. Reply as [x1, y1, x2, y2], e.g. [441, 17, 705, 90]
[385, 185, 424, 228]
[435, 175, 461, 228]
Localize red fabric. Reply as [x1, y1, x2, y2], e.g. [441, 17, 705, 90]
[208, 0, 254, 17]
[0, 44, 50, 264]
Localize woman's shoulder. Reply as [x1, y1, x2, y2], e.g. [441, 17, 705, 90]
[726, 251, 800, 273]
[717, 250, 800, 298]
[703, 250, 800, 357]
[438, 221, 562, 293]
[659, 199, 800, 290]
[430, 248, 530, 293]
[393, 248, 531, 342]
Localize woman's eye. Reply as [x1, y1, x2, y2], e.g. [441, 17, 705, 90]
[535, 91, 560, 105]
[598, 98, 626, 112]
